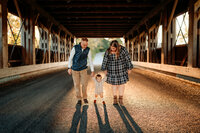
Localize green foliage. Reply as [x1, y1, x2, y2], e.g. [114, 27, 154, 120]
[7, 13, 21, 45]
[76, 38, 123, 59]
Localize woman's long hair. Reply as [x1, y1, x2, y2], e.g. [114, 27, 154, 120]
[107, 40, 121, 59]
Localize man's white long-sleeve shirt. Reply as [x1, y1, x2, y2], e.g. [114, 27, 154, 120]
[68, 47, 94, 72]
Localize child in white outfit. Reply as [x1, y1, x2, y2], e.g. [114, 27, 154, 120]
[92, 74, 107, 104]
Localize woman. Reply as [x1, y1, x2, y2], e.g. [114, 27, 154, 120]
[101, 40, 133, 105]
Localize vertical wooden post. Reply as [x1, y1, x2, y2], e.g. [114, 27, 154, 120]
[64, 35, 67, 61]
[138, 36, 141, 62]
[195, 1, 200, 67]
[188, 0, 197, 67]
[172, 19, 176, 65]
[149, 31, 152, 62]
[47, 30, 51, 63]
[22, 8, 35, 65]
[167, 21, 172, 64]
[147, 31, 150, 62]
[161, 9, 168, 64]
[152, 30, 155, 63]
[0, 0, 8, 68]
[127, 40, 129, 52]
[131, 39, 134, 61]
[31, 11, 36, 65]
[66, 36, 69, 61]
[57, 32, 61, 62]
[70, 37, 74, 52]
[69, 36, 72, 53]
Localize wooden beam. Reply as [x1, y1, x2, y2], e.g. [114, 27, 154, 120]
[13, 0, 23, 22]
[147, 31, 150, 62]
[60, 19, 140, 23]
[65, 23, 135, 26]
[64, 35, 67, 61]
[67, 26, 131, 28]
[21, 7, 36, 65]
[0, 0, 8, 68]
[148, 24, 157, 33]
[43, 3, 155, 8]
[172, 19, 176, 65]
[68, 36, 72, 55]
[133, 61, 200, 79]
[0, 62, 68, 79]
[48, 29, 51, 63]
[52, 10, 147, 14]
[131, 39, 134, 61]
[167, 22, 172, 64]
[188, 0, 196, 67]
[196, 1, 200, 67]
[34, 13, 40, 25]
[58, 31, 61, 62]
[161, 9, 168, 64]
[166, 0, 178, 31]
[126, 0, 173, 36]
[22, 0, 73, 37]
[138, 36, 141, 62]
[55, 15, 142, 19]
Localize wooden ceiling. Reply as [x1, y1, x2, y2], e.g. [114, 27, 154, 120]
[34, 0, 163, 37]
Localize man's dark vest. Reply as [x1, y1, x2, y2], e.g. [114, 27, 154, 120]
[72, 44, 90, 71]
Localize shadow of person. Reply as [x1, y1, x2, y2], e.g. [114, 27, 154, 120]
[114, 104, 143, 133]
[69, 104, 89, 133]
[94, 103, 113, 133]
[79, 105, 89, 133]
[69, 104, 82, 133]
[121, 106, 142, 133]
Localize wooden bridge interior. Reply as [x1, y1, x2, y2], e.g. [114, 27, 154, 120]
[0, 0, 200, 81]
[0, 1, 200, 132]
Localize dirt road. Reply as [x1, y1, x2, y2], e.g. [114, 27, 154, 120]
[0, 66, 199, 132]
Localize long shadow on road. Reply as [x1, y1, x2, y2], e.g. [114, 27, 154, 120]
[69, 105, 89, 133]
[94, 103, 113, 133]
[114, 104, 143, 133]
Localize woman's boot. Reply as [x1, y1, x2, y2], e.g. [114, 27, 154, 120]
[119, 96, 123, 105]
[113, 95, 118, 105]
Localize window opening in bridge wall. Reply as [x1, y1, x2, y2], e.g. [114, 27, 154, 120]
[34, 26, 49, 64]
[175, 12, 189, 45]
[38, 28, 48, 50]
[60, 39, 65, 62]
[66, 37, 70, 61]
[146, 35, 148, 50]
[157, 25, 162, 48]
[51, 34, 58, 62]
[7, 13, 24, 67]
[52, 35, 58, 51]
[139, 33, 147, 62]
[7, 13, 22, 45]
[129, 41, 132, 60]
[35, 26, 40, 49]
[133, 39, 138, 61]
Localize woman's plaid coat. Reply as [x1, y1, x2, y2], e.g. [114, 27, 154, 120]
[101, 46, 133, 85]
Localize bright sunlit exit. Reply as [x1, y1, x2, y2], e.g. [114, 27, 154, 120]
[76, 38, 124, 65]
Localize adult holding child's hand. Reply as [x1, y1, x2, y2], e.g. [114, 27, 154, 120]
[68, 68, 72, 75]
[68, 38, 94, 105]
[101, 40, 133, 105]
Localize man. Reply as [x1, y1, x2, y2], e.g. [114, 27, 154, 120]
[68, 38, 94, 105]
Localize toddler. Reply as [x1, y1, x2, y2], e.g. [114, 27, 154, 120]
[92, 74, 107, 104]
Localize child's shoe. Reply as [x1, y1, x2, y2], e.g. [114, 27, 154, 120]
[94, 100, 96, 104]
[102, 101, 105, 104]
